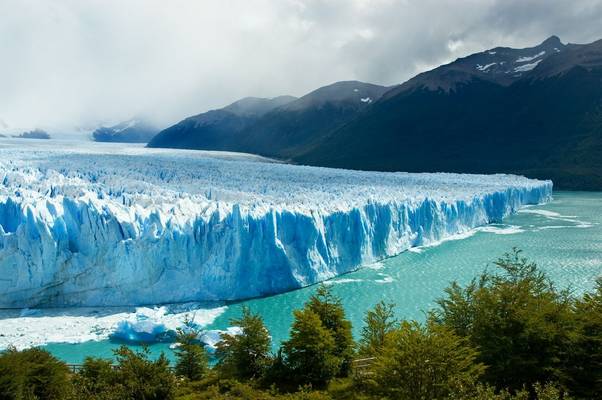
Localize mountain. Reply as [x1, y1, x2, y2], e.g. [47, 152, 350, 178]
[93, 119, 159, 143]
[234, 81, 391, 158]
[388, 35, 565, 93]
[294, 36, 602, 190]
[147, 96, 297, 150]
[14, 129, 51, 139]
[147, 81, 390, 157]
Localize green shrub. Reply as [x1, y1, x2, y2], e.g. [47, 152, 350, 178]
[367, 320, 485, 400]
[566, 277, 602, 398]
[175, 318, 209, 381]
[357, 300, 396, 357]
[306, 286, 354, 376]
[282, 308, 340, 388]
[72, 357, 123, 399]
[436, 248, 575, 392]
[453, 382, 572, 400]
[215, 306, 272, 380]
[113, 345, 176, 400]
[0, 347, 72, 400]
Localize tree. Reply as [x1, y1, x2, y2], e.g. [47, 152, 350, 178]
[306, 285, 354, 375]
[0, 347, 72, 400]
[113, 345, 176, 400]
[369, 319, 485, 400]
[436, 248, 575, 392]
[73, 357, 123, 400]
[281, 308, 340, 388]
[358, 300, 397, 356]
[215, 306, 272, 380]
[566, 277, 602, 398]
[174, 317, 209, 381]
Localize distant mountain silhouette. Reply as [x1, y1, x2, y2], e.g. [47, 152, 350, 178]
[148, 96, 296, 151]
[147, 81, 390, 157]
[93, 119, 159, 143]
[14, 129, 51, 139]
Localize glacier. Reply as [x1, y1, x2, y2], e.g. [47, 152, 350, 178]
[0, 140, 552, 308]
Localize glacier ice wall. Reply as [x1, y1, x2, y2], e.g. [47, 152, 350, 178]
[0, 141, 552, 307]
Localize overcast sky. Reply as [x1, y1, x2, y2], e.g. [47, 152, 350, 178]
[1, 0, 601, 134]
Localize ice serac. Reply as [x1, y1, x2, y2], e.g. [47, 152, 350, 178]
[0, 143, 552, 308]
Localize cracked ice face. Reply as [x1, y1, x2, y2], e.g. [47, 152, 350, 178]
[0, 140, 552, 307]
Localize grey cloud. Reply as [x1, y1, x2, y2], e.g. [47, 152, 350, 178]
[0, 0, 600, 135]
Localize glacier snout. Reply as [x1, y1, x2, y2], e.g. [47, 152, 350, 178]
[0, 144, 552, 307]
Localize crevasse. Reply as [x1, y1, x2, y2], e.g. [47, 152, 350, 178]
[0, 143, 552, 307]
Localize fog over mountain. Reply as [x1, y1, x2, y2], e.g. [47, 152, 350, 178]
[1, 0, 602, 135]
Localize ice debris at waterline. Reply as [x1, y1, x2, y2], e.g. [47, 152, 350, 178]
[0, 141, 552, 307]
[110, 306, 240, 350]
[0, 304, 227, 350]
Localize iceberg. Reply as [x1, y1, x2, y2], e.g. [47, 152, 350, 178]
[200, 327, 243, 353]
[0, 141, 552, 307]
[111, 307, 175, 343]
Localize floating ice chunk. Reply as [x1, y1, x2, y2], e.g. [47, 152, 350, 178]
[200, 327, 243, 352]
[111, 307, 174, 343]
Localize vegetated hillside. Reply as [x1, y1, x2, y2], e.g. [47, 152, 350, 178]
[295, 37, 602, 190]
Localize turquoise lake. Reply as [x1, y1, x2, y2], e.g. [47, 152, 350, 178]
[22, 192, 602, 363]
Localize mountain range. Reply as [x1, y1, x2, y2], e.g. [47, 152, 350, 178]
[148, 36, 602, 190]
[147, 81, 390, 158]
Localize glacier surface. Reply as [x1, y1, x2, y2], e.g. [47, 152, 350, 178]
[0, 140, 552, 307]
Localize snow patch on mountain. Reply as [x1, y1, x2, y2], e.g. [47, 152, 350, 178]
[476, 63, 497, 72]
[516, 51, 546, 63]
[514, 59, 543, 72]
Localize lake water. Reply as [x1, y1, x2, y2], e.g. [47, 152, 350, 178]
[10, 191, 602, 363]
